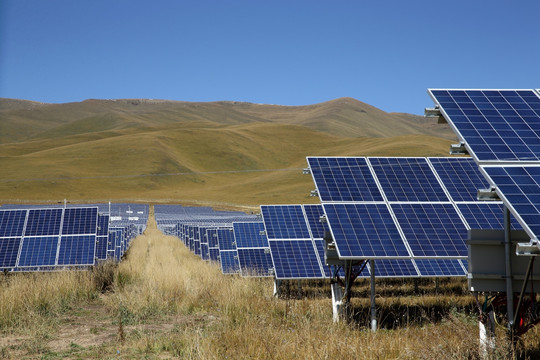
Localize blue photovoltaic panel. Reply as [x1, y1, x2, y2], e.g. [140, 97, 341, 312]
[233, 222, 268, 248]
[370, 259, 418, 277]
[391, 203, 467, 257]
[237, 248, 273, 277]
[0, 210, 27, 237]
[18, 236, 59, 267]
[0, 238, 22, 268]
[323, 203, 409, 259]
[481, 166, 540, 240]
[57, 235, 96, 266]
[95, 236, 108, 260]
[303, 204, 328, 239]
[269, 240, 323, 279]
[429, 89, 540, 162]
[414, 259, 466, 277]
[260, 205, 310, 240]
[97, 214, 109, 236]
[217, 228, 236, 250]
[209, 248, 220, 262]
[207, 229, 219, 248]
[369, 157, 449, 202]
[62, 208, 98, 235]
[307, 157, 383, 202]
[313, 239, 331, 277]
[457, 203, 522, 230]
[200, 243, 209, 260]
[428, 157, 489, 202]
[220, 250, 240, 274]
[25, 209, 62, 236]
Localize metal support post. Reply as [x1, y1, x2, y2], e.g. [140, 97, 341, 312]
[370, 259, 377, 332]
[331, 281, 344, 323]
[504, 206, 514, 336]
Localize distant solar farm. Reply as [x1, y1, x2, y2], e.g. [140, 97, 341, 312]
[0, 203, 147, 272]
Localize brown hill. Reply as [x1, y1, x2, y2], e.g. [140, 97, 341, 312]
[0, 97, 455, 208]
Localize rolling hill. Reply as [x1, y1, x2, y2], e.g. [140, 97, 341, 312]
[0, 97, 456, 207]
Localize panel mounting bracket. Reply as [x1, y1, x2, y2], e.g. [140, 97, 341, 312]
[424, 105, 446, 124]
[450, 142, 468, 155]
[477, 186, 500, 201]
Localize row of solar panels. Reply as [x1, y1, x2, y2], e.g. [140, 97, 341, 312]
[428, 89, 540, 251]
[155, 203, 469, 279]
[0, 204, 143, 271]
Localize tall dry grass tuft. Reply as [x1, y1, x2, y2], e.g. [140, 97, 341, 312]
[0, 271, 97, 330]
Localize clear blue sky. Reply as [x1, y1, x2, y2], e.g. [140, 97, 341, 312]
[1, 0, 539, 115]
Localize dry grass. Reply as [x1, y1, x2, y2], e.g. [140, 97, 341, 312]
[3, 210, 540, 359]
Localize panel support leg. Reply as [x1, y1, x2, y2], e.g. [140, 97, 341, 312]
[479, 310, 496, 358]
[504, 206, 514, 339]
[331, 281, 344, 323]
[370, 259, 377, 332]
[273, 278, 281, 297]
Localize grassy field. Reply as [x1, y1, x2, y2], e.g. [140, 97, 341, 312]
[3, 97, 540, 358]
[2, 208, 540, 359]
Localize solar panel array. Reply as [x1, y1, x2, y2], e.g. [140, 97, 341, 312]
[305, 156, 513, 276]
[0, 204, 140, 271]
[154, 205, 266, 276]
[429, 89, 540, 164]
[429, 89, 540, 247]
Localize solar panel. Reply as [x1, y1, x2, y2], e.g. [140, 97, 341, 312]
[368, 157, 449, 202]
[57, 235, 96, 266]
[391, 203, 467, 257]
[62, 208, 98, 235]
[303, 204, 328, 239]
[95, 214, 110, 260]
[25, 209, 62, 236]
[322, 203, 410, 259]
[237, 248, 273, 277]
[481, 165, 540, 241]
[233, 222, 268, 248]
[220, 250, 240, 274]
[307, 157, 383, 202]
[0, 238, 22, 269]
[429, 89, 540, 163]
[428, 157, 490, 202]
[268, 240, 323, 279]
[217, 228, 235, 250]
[457, 203, 521, 230]
[0, 210, 27, 237]
[260, 205, 310, 240]
[370, 259, 418, 277]
[18, 236, 59, 267]
[414, 259, 466, 277]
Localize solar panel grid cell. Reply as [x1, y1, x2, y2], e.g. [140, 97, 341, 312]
[482, 166, 540, 240]
[303, 204, 328, 239]
[0, 237, 22, 268]
[25, 209, 62, 236]
[391, 203, 467, 257]
[307, 157, 383, 202]
[237, 248, 273, 277]
[414, 259, 466, 277]
[323, 203, 410, 258]
[261, 205, 310, 240]
[369, 157, 449, 202]
[18, 236, 59, 267]
[269, 240, 323, 279]
[0, 210, 27, 237]
[428, 157, 489, 202]
[58, 235, 96, 266]
[233, 222, 268, 248]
